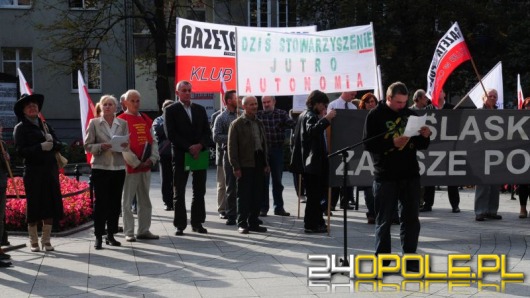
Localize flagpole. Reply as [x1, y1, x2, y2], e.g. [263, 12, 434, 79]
[453, 57, 488, 109]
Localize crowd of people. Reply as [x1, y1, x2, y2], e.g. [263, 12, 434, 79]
[1, 80, 526, 272]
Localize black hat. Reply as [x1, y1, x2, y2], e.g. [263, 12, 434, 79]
[14, 93, 44, 119]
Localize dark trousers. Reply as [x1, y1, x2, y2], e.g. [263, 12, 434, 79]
[237, 152, 265, 228]
[223, 153, 237, 219]
[423, 185, 460, 209]
[374, 178, 421, 255]
[331, 186, 354, 208]
[262, 147, 285, 213]
[92, 169, 125, 236]
[173, 167, 206, 229]
[159, 154, 173, 207]
[303, 173, 326, 230]
[519, 184, 529, 206]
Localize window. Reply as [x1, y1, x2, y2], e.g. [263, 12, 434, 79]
[186, 0, 206, 22]
[0, 0, 31, 8]
[71, 48, 101, 92]
[1, 47, 33, 87]
[248, 0, 270, 27]
[69, 0, 97, 9]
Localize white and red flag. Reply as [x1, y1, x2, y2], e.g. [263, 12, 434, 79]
[517, 74, 524, 109]
[426, 22, 472, 108]
[18, 68, 46, 121]
[77, 70, 96, 164]
[220, 73, 227, 107]
[17, 68, 33, 96]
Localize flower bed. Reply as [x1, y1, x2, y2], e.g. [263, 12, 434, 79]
[5, 174, 92, 231]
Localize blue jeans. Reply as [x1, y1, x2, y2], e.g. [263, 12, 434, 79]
[262, 147, 285, 213]
[373, 178, 421, 255]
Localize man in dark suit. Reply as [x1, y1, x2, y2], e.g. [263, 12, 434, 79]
[165, 80, 212, 236]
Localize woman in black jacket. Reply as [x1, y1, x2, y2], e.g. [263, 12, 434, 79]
[13, 94, 63, 252]
[290, 90, 336, 233]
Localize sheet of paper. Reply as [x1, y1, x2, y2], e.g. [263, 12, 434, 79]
[110, 134, 129, 152]
[403, 115, 427, 137]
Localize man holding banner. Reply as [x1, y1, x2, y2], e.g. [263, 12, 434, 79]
[328, 91, 358, 211]
[363, 82, 431, 270]
[474, 89, 502, 222]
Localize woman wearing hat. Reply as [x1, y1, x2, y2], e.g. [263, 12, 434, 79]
[13, 94, 64, 252]
[84, 95, 129, 250]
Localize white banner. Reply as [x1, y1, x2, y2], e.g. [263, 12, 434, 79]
[236, 24, 377, 96]
[465, 61, 504, 109]
[176, 18, 316, 92]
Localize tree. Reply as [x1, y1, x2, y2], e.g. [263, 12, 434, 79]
[36, 0, 184, 110]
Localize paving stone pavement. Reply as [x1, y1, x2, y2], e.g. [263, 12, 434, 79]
[1, 169, 529, 297]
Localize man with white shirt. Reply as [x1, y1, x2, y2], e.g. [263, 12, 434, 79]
[165, 80, 213, 235]
[327, 91, 357, 211]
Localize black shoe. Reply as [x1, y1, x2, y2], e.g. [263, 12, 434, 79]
[105, 234, 121, 246]
[452, 207, 461, 213]
[274, 210, 290, 216]
[238, 226, 249, 234]
[249, 225, 267, 233]
[219, 212, 227, 219]
[0, 253, 11, 260]
[486, 213, 502, 220]
[304, 226, 327, 233]
[420, 206, 432, 212]
[192, 225, 208, 234]
[475, 214, 485, 221]
[340, 204, 354, 210]
[175, 228, 184, 236]
[0, 260, 12, 268]
[164, 205, 174, 211]
[226, 219, 236, 226]
[94, 237, 103, 250]
[257, 219, 263, 225]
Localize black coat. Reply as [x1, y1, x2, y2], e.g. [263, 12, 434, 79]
[164, 101, 212, 167]
[290, 108, 331, 176]
[13, 118, 63, 222]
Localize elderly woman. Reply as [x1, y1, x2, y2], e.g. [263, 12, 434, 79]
[84, 95, 129, 249]
[13, 94, 63, 252]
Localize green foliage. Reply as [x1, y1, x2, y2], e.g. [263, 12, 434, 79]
[297, 0, 530, 107]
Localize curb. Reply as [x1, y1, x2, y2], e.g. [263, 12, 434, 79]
[7, 220, 94, 237]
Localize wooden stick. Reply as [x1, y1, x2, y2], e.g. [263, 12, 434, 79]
[327, 187, 332, 236]
[297, 174, 302, 219]
[0, 141, 20, 200]
[454, 57, 487, 109]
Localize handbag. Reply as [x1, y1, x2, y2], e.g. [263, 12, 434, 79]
[43, 122, 68, 168]
[55, 152, 68, 168]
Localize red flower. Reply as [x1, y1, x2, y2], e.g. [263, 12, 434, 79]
[5, 174, 92, 231]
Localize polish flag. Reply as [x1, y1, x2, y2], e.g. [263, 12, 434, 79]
[517, 74, 524, 109]
[220, 73, 227, 107]
[78, 70, 96, 164]
[17, 68, 45, 121]
[17, 68, 33, 96]
[426, 22, 472, 108]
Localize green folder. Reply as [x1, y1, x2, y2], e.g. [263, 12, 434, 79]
[184, 150, 209, 171]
